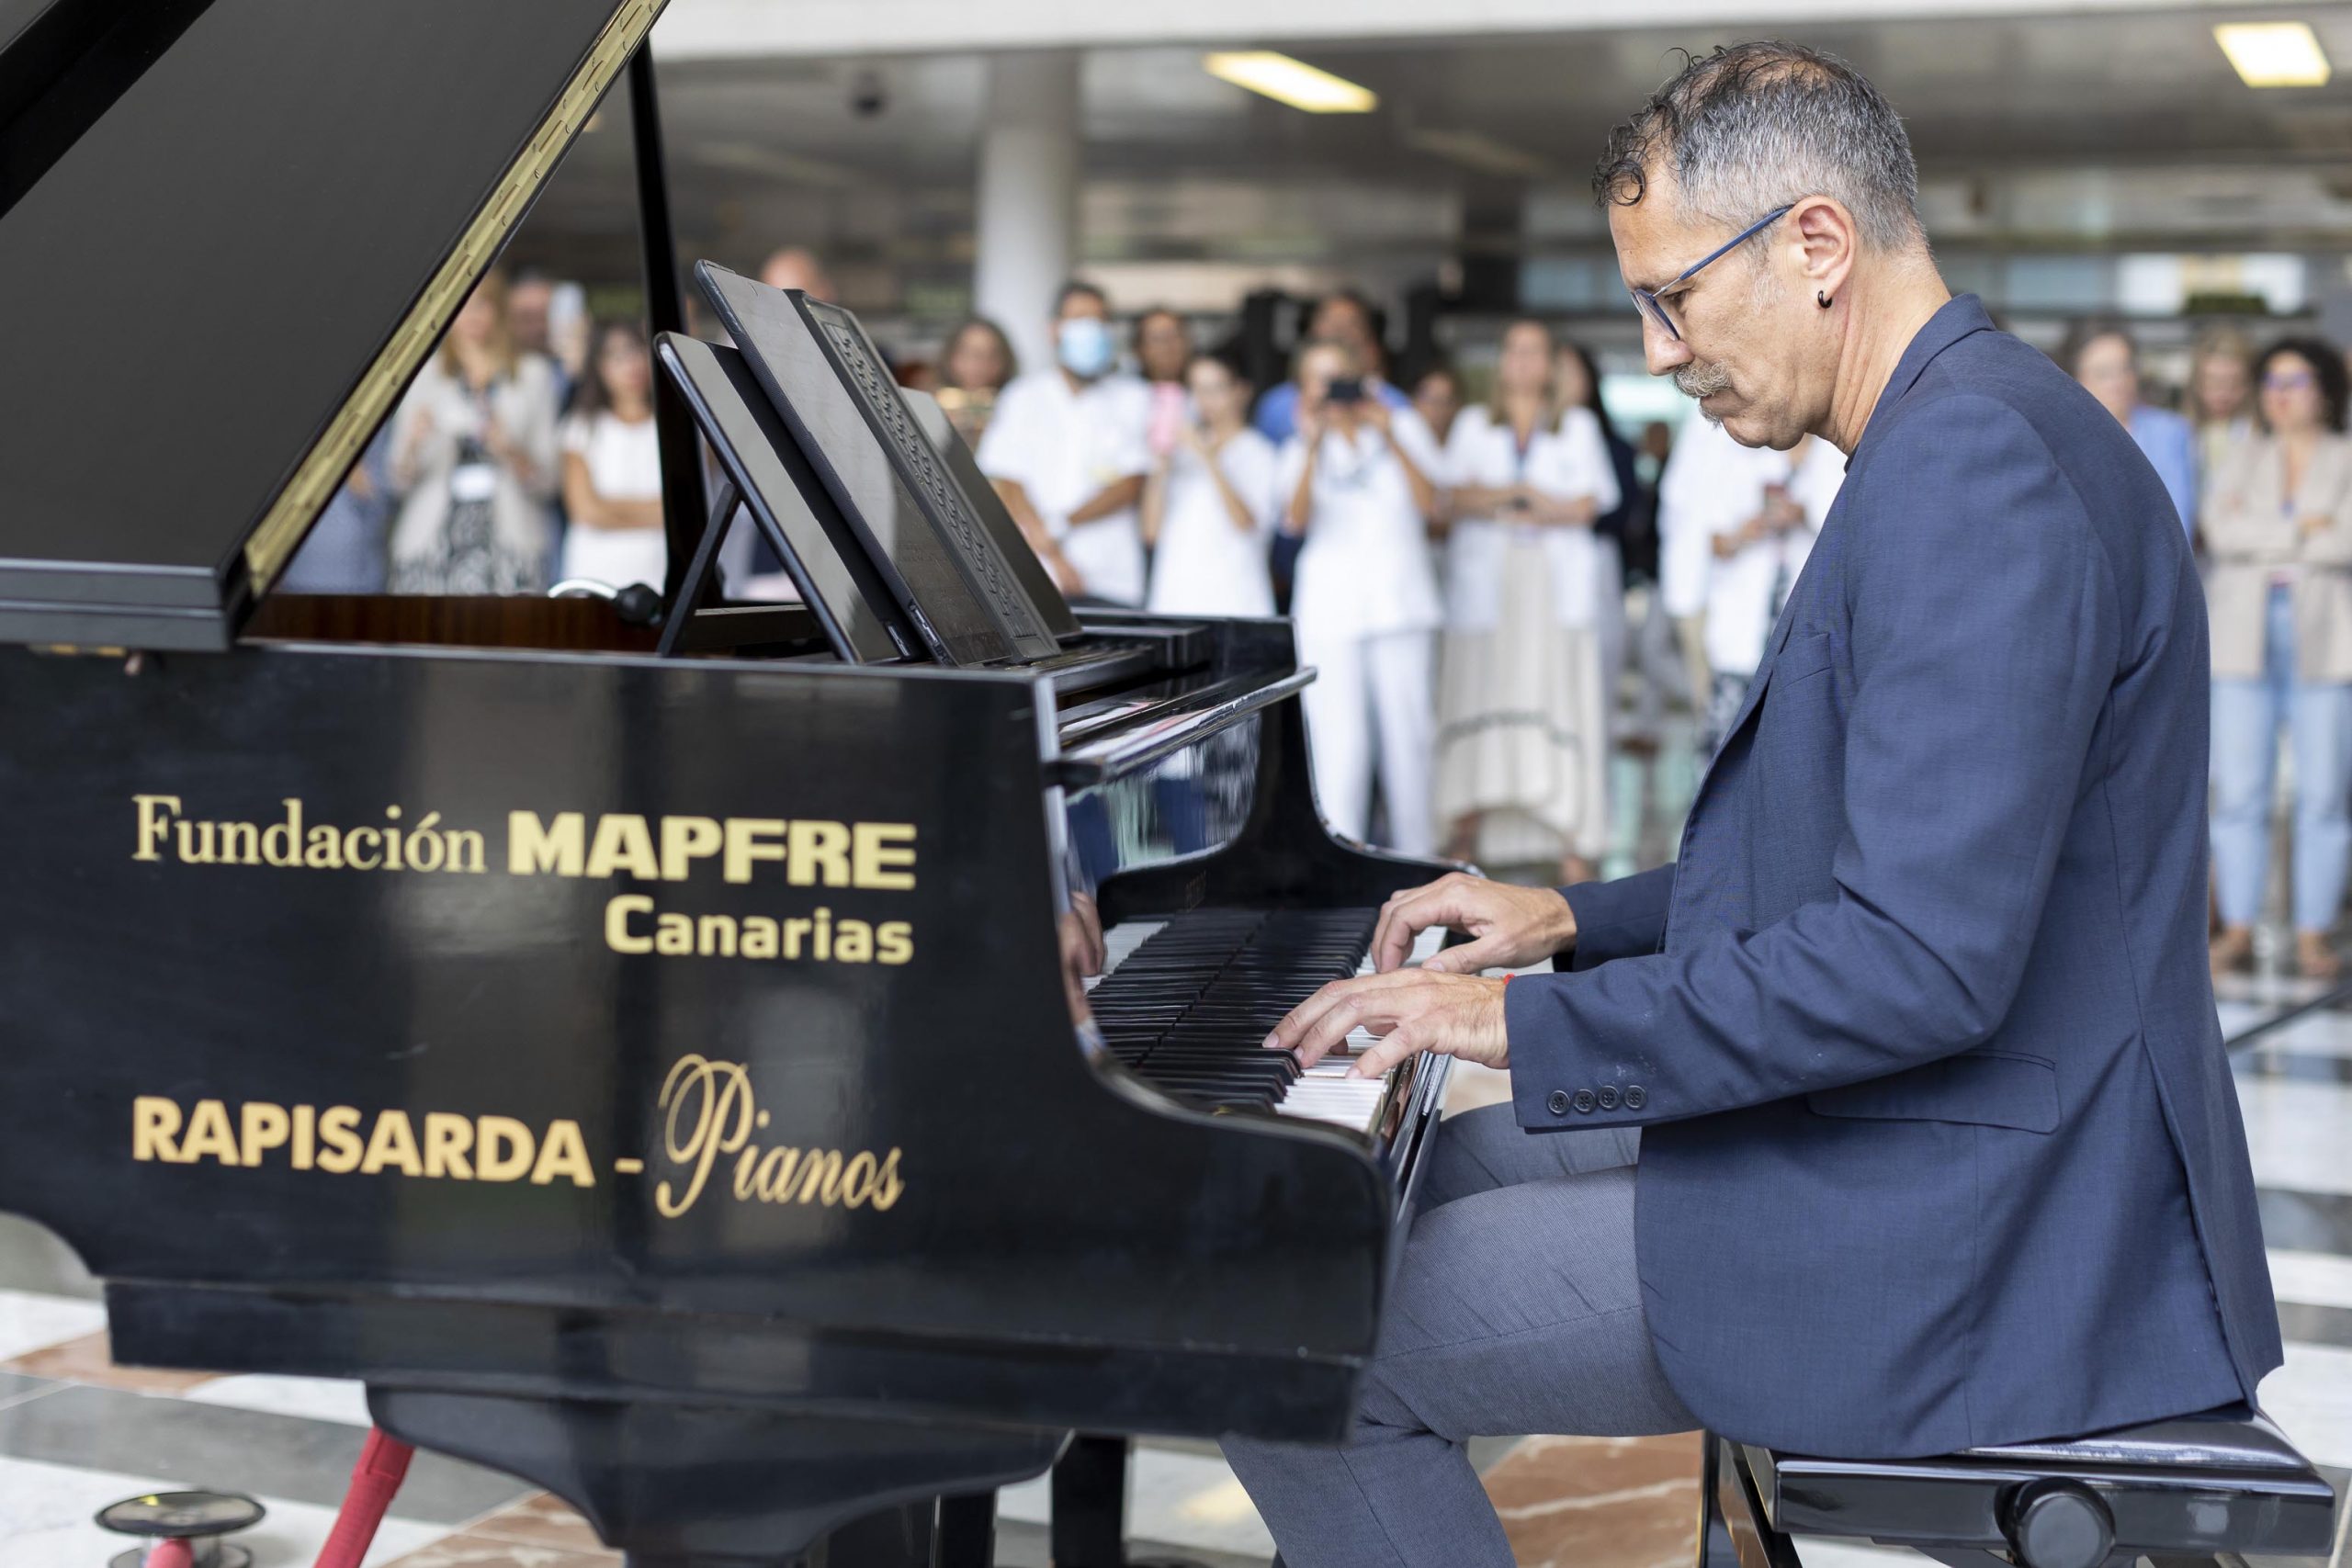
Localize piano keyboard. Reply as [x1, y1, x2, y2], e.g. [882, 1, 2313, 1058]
[1087, 908, 1447, 1135]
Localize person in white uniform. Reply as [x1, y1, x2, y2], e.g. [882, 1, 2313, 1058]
[1277, 339, 1444, 856]
[1143, 355, 1280, 617]
[1434, 318, 1623, 880]
[1662, 417, 1843, 745]
[977, 281, 1153, 606]
[557, 319, 667, 592]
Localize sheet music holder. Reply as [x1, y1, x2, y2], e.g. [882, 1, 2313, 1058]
[695, 262, 1064, 665]
[653, 334, 910, 664]
[900, 388, 1084, 643]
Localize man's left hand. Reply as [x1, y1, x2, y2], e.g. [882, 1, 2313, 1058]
[1263, 969, 1511, 1079]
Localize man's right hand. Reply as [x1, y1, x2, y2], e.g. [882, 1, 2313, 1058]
[1371, 871, 1578, 975]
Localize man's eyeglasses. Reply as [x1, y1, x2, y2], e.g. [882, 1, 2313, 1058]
[1628, 204, 1794, 342]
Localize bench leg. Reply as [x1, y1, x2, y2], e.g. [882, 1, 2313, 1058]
[1702, 1435, 1804, 1568]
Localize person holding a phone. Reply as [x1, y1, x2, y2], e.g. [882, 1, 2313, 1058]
[1143, 355, 1279, 616]
[1433, 318, 1623, 881]
[1276, 339, 1445, 855]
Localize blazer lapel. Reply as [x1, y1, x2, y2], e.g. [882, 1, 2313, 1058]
[1688, 597, 1801, 815]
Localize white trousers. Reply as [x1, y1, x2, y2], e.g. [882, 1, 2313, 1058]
[1297, 625, 1437, 857]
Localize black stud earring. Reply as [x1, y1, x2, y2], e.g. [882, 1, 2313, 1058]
[1817, 291, 1834, 309]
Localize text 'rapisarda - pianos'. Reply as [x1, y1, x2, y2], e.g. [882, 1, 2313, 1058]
[0, 3, 1455, 1562]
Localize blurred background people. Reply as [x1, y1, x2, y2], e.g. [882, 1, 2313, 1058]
[2063, 319, 2198, 541]
[1137, 306, 1195, 460]
[557, 319, 667, 592]
[2190, 326, 2258, 491]
[978, 280, 1152, 604]
[1410, 362, 1465, 448]
[1144, 355, 1278, 616]
[1433, 318, 1622, 881]
[2203, 336, 2352, 980]
[279, 429, 393, 594]
[1664, 418, 1843, 748]
[387, 269, 561, 594]
[1254, 290, 1408, 442]
[936, 316, 1018, 447]
[760, 244, 836, 301]
[1279, 338, 1442, 855]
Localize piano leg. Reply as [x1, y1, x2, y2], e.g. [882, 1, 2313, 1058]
[369, 1388, 1061, 1567]
[1050, 1435, 1128, 1566]
[936, 1492, 998, 1567]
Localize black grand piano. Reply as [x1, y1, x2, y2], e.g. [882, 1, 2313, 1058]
[0, 3, 1457, 1562]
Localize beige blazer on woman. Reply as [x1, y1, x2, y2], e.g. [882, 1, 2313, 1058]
[2202, 432, 2352, 682]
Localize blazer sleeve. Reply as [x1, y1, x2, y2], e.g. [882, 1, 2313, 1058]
[1560, 863, 1676, 972]
[1506, 394, 2119, 1134]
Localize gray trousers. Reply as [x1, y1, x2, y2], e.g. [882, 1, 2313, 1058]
[1221, 1104, 1694, 1568]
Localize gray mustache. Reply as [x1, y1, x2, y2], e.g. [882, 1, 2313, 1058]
[1674, 361, 1733, 400]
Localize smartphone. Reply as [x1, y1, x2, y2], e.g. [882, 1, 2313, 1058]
[1326, 377, 1364, 405]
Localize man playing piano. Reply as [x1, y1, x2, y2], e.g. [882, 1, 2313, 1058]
[1230, 42, 2280, 1568]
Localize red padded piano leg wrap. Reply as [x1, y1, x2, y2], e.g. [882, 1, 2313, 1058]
[313, 1427, 415, 1568]
[145, 1541, 194, 1568]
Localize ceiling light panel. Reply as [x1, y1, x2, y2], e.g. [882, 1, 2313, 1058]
[2215, 22, 2331, 88]
[1203, 52, 1378, 114]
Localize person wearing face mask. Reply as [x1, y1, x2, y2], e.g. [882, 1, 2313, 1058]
[977, 280, 1153, 605]
[2202, 337, 2352, 980]
[1278, 338, 1444, 855]
[2061, 320, 2197, 542]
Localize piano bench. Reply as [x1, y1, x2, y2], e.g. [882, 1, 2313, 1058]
[1702, 1407, 2339, 1568]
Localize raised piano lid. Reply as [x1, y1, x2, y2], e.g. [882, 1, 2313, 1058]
[0, 0, 665, 651]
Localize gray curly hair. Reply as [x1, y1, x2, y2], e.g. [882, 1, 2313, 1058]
[1594, 42, 1925, 254]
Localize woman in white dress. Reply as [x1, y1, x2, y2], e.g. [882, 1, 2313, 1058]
[387, 269, 561, 594]
[557, 319, 667, 592]
[1433, 318, 1622, 881]
[1277, 339, 1444, 856]
[1143, 355, 1279, 617]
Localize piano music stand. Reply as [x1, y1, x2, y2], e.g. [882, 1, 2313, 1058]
[653, 333, 914, 663]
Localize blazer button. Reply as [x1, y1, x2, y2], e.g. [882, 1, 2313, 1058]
[1596, 1086, 1621, 1111]
[1624, 1085, 1647, 1111]
[1572, 1089, 1598, 1114]
[1547, 1089, 1572, 1116]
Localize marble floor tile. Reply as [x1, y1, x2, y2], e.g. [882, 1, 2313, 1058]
[463, 1493, 607, 1554]
[0, 1383, 528, 1525]
[2235, 1080, 2352, 1198]
[999, 1445, 1277, 1560]
[0, 1451, 442, 1568]
[0, 1375, 52, 1414]
[2278, 1302, 2352, 1349]
[1480, 1432, 1702, 1568]
[2259, 1188, 2352, 1257]
[0, 1287, 107, 1364]
[381, 1529, 616, 1567]
[2258, 1342, 2352, 1470]
[2276, 1249, 2352, 1310]
[184, 1371, 374, 1427]
[6, 1330, 215, 1394]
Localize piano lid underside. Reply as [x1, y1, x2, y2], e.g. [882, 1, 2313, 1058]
[0, 0, 659, 650]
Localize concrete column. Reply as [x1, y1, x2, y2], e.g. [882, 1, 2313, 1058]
[974, 51, 1081, 378]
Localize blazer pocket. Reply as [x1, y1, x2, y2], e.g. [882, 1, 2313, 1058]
[1776, 629, 1834, 686]
[1805, 1050, 2059, 1134]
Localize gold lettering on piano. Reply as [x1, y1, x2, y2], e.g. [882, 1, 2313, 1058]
[603, 895, 912, 965]
[133, 796, 486, 874]
[654, 1055, 903, 1219]
[505, 811, 917, 889]
[130, 1096, 596, 1188]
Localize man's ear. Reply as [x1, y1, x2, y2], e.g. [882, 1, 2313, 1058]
[1789, 196, 1858, 303]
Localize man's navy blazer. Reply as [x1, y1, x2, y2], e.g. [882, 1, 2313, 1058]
[1510, 295, 2283, 1458]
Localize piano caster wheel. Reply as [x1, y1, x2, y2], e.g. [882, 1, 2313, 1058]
[96, 1490, 265, 1568]
[2002, 1479, 2114, 1568]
